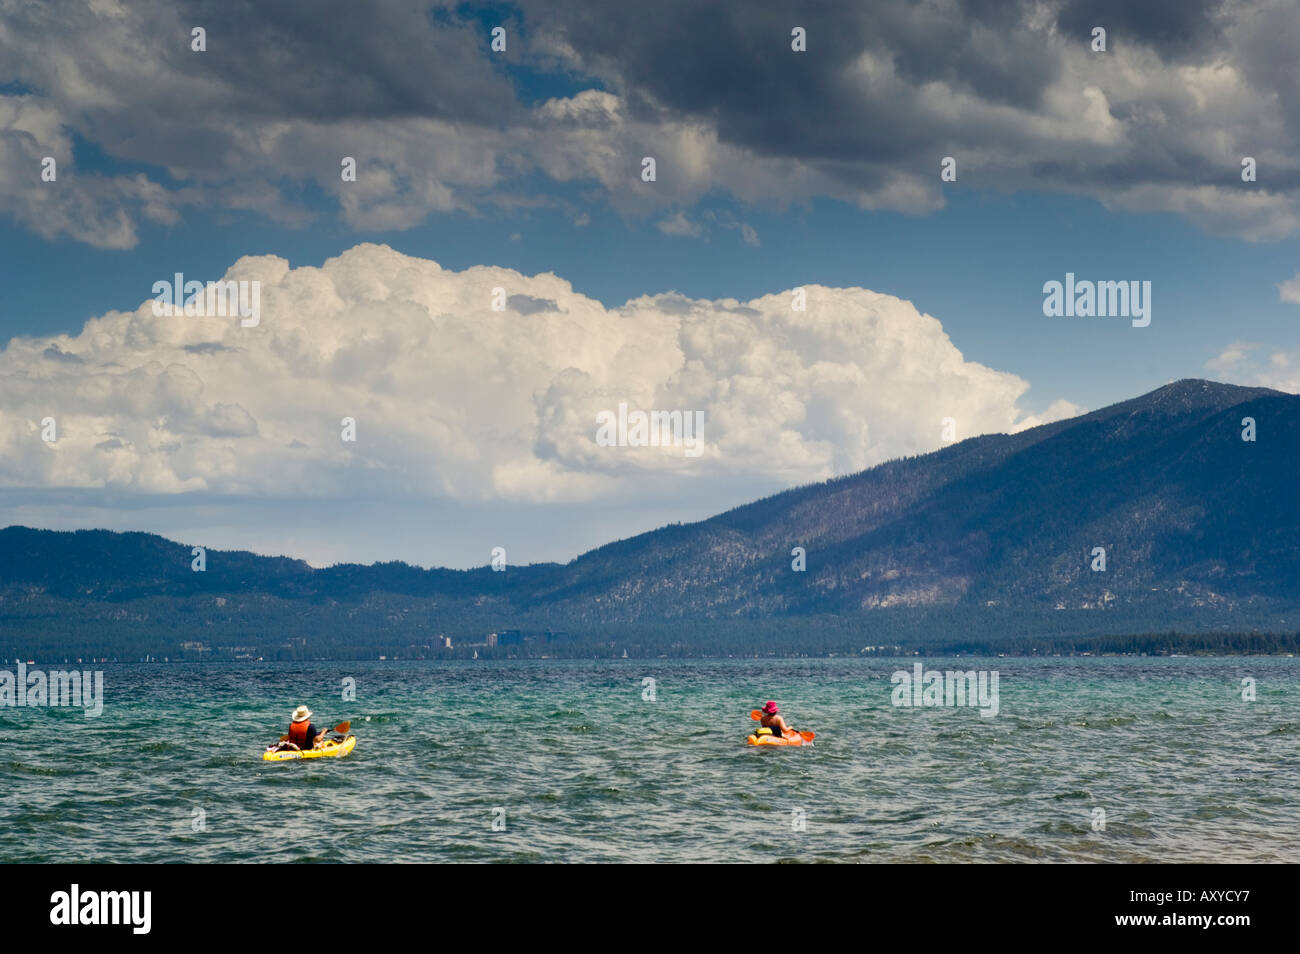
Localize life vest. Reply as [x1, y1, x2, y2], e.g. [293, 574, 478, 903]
[288, 720, 312, 747]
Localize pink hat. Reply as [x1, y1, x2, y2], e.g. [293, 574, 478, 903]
[761, 701, 779, 714]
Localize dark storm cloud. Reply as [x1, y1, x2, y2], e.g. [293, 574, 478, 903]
[521, 0, 1205, 168]
[526, 2, 1036, 163]
[516, 0, 1299, 235]
[179, 0, 519, 123]
[1056, 0, 1227, 58]
[0, 0, 519, 181]
[1, 1, 515, 126]
[1, 0, 1296, 242]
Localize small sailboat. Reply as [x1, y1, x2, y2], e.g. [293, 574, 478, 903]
[472, 649, 479, 659]
[622, 648, 628, 659]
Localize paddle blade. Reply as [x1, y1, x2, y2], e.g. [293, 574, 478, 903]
[278, 734, 289, 742]
[750, 710, 762, 721]
[799, 731, 815, 742]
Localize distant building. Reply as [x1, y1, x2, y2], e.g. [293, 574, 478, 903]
[438, 634, 453, 649]
[497, 629, 523, 646]
[485, 633, 498, 647]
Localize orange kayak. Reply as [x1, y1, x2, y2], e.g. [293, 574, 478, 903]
[746, 729, 808, 746]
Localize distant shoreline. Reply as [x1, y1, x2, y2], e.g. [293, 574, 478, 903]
[8, 646, 1298, 665]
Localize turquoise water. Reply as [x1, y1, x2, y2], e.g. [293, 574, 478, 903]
[1, 657, 1297, 863]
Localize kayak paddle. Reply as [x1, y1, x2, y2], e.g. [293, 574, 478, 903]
[278, 721, 351, 742]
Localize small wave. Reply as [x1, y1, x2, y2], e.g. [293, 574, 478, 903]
[139, 741, 180, 753]
[4, 761, 78, 777]
[358, 713, 401, 724]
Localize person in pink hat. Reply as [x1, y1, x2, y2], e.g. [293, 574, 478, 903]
[758, 700, 794, 737]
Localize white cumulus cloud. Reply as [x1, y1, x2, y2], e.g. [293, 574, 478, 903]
[1206, 340, 1300, 393]
[0, 244, 1079, 503]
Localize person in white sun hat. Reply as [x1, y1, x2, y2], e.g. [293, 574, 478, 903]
[284, 704, 326, 751]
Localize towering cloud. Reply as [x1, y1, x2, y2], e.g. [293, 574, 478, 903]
[0, 244, 1078, 503]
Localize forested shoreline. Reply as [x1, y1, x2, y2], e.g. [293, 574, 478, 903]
[4, 599, 1296, 662]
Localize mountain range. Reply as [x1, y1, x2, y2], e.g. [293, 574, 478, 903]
[2, 379, 1296, 657]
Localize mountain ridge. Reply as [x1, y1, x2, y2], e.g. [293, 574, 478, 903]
[1, 379, 1296, 638]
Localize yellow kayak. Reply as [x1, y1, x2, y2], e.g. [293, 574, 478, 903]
[746, 729, 811, 746]
[262, 734, 356, 761]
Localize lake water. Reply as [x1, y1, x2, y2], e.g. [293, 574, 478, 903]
[2, 657, 1296, 863]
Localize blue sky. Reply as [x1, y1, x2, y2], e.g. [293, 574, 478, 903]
[7, 181, 1298, 416]
[1, 0, 1297, 567]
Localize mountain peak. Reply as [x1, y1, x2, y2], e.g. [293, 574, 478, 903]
[1068, 378, 1283, 431]
[1143, 377, 1281, 406]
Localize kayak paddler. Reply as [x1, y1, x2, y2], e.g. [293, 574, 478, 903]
[284, 704, 327, 751]
[758, 700, 794, 737]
